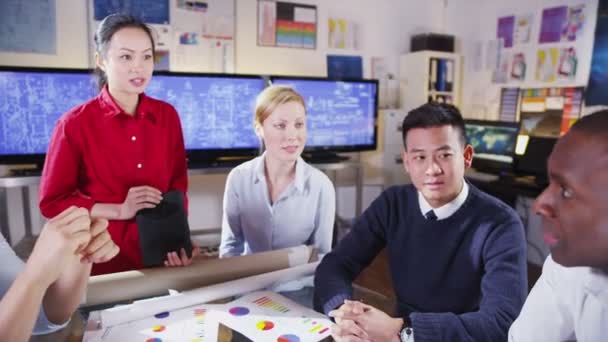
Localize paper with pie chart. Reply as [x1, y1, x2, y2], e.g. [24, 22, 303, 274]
[218, 291, 334, 342]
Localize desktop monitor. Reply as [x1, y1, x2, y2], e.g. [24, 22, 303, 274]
[269, 76, 378, 158]
[146, 72, 267, 163]
[0, 66, 98, 166]
[464, 119, 520, 174]
[514, 136, 557, 181]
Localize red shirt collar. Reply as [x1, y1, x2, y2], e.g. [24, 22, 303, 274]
[97, 86, 157, 122]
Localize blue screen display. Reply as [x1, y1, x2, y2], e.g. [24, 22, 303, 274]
[271, 78, 377, 148]
[0, 70, 98, 156]
[147, 75, 265, 150]
[465, 122, 520, 164]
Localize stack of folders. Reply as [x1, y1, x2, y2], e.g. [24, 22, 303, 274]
[428, 58, 454, 104]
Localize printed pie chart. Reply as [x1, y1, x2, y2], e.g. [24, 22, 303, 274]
[277, 334, 301, 342]
[256, 320, 275, 331]
[229, 306, 250, 316]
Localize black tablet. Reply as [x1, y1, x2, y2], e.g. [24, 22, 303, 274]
[136, 190, 192, 267]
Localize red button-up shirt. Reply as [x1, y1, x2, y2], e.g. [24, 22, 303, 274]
[39, 86, 188, 275]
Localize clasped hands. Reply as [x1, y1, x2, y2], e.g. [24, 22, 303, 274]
[329, 299, 404, 342]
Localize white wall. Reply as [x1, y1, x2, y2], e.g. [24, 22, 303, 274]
[445, 0, 599, 119]
[0, 0, 442, 241]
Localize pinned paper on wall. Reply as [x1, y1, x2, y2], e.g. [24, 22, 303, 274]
[257, 1, 317, 49]
[497, 16, 515, 48]
[557, 47, 578, 79]
[536, 48, 560, 82]
[540, 6, 568, 43]
[514, 14, 533, 45]
[154, 50, 170, 71]
[89, 0, 234, 73]
[328, 18, 360, 50]
[562, 4, 586, 42]
[511, 52, 527, 81]
[492, 52, 510, 84]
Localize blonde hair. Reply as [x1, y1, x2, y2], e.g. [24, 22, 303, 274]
[254, 85, 306, 130]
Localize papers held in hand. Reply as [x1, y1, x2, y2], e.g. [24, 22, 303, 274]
[136, 190, 192, 267]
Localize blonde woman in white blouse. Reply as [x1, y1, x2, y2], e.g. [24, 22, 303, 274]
[219, 86, 336, 258]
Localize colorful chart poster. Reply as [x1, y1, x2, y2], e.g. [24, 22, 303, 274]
[497, 16, 515, 48]
[539, 6, 568, 43]
[258, 1, 316, 49]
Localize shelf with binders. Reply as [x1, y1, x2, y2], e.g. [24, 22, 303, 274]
[399, 51, 462, 112]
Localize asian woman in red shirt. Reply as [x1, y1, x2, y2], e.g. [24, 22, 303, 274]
[39, 14, 195, 275]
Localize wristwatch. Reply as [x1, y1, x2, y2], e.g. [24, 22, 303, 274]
[399, 315, 414, 342]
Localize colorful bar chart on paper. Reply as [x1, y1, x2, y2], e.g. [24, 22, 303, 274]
[252, 296, 291, 313]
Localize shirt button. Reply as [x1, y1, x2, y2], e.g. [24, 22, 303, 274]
[131, 136, 137, 141]
[137, 163, 142, 169]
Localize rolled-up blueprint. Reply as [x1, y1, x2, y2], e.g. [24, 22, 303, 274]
[100, 261, 319, 327]
[85, 245, 314, 306]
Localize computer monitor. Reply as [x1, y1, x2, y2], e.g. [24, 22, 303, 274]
[146, 72, 267, 163]
[514, 136, 557, 181]
[0, 66, 98, 167]
[269, 76, 378, 158]
[464, 119, 520, 174]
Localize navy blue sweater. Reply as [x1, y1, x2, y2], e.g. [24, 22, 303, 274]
[314, 183, 527, 342]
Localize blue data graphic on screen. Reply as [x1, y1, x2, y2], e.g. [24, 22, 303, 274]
[271, 79, 377, 148]
[146, 75, 265, 150]
[0, 71, 97, 155]
[465, 123, 519, 163]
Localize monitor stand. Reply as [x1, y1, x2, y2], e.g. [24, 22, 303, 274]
[302, 151, 350, 164]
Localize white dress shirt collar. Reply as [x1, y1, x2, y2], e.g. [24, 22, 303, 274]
[418, 180, 469, 220]
[254, 152, 307, 193]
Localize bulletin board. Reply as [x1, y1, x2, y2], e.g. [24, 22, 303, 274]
[88, 0, 235, 73]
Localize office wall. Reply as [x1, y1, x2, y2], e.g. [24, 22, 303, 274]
[0, 0, 443, 239]
[445, 0, 599, 119]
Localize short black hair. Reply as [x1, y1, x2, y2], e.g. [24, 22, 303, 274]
[401, 102, 467, 150]
[570, 109, 608, 138]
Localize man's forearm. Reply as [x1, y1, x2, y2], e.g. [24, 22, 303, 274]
[43, 258, 91, 324]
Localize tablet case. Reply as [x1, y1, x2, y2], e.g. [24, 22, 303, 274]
[136, 190, 192, 267]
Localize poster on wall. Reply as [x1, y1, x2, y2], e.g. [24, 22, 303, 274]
[510, 52, 526, 81]
[327, 55, 362, 79]
[0, 0, 57, 54]
[497, 16, 515, 48]
[328, 18, 360, 50]
[557, 47, 578, 79]
[562, 4, 586, 42]
[492, 52, 510, 83]
[89, 0, 235, 73]
[514, 14, 533, 45]
[539, 4, 586, 43]
[536, 48, 559, 82]
[539, 6, 568, 43]
[257, 0, 317, 49]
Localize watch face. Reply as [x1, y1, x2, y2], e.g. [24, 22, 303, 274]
[400, 327, 413, 341]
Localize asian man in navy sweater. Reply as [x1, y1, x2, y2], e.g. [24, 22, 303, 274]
[314, 102, 527, 342]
